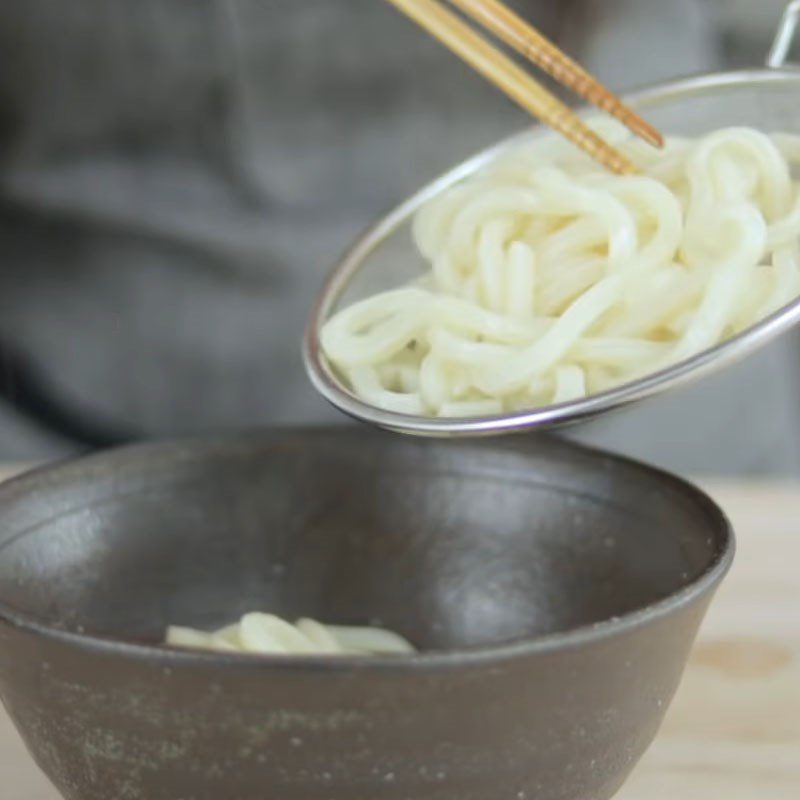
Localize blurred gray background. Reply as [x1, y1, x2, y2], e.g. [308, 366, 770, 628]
[0, 0, 796, 473]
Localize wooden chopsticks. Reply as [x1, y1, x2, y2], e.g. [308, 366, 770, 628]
[448, 0, 664, 149]
[386, 0, 663, 173]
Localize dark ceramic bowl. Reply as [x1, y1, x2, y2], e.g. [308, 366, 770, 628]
[0, 429, 732, 800]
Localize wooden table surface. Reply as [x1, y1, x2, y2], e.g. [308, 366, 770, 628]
[1, 480, 798, 799]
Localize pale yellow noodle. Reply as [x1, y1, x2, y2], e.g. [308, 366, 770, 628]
[166, 613, 416, 656]
[321, 124, 800, 417]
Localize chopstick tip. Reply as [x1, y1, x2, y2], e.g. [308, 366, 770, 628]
[631, 120, 665, 149]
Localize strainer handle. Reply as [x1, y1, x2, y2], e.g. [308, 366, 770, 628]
[768, 1, 800, 67]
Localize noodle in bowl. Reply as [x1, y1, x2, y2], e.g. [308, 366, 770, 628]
[319, 121, 800, 421]
[166, 612, 415, 657]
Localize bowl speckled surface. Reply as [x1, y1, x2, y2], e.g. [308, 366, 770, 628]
[0, 428, 733, 800]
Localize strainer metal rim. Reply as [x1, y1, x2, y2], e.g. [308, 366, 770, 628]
[304, 66, 800, 437]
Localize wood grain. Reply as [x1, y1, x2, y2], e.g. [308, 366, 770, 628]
[617, 482, 800, 800]
[1, 478, 799, 799]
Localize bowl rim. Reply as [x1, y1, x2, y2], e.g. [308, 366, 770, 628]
[0, 429, 735, 671]
[303, 66, 800, 436]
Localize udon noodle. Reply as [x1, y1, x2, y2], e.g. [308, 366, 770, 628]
[321, 122, 800, 417]
[166, 612, 415, 656]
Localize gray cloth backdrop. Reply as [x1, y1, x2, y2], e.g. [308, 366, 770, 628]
[0, 0, 795, 474]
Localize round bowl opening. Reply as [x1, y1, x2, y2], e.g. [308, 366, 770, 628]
[0, 429, 731, 658]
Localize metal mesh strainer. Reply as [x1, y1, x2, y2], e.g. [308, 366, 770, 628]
[305, 3, 800, 437]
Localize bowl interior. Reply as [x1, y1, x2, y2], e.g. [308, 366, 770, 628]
[0, 430, 727, 651]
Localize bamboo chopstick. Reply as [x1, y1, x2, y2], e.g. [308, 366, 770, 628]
[385, 0, 645, 174]
[448, 0, 663, 148]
